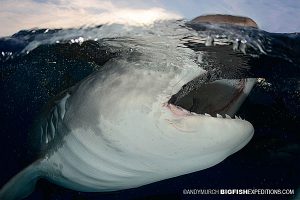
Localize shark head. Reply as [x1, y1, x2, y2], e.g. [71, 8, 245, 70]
[0, 18, 260, 200]
[50, 24, 255, 191]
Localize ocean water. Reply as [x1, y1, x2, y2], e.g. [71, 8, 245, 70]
[0, 21, 299, 200]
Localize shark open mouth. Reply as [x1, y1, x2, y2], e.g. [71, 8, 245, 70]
[167, 78, 252, 119]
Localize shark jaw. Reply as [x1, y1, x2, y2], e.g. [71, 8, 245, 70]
[154, 76, 255, 143]
[166, 78, 256, 118]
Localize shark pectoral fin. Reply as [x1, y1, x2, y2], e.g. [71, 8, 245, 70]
[0, 161, 42, 200]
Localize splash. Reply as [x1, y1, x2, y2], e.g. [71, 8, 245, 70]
[0, 0, 182, 36]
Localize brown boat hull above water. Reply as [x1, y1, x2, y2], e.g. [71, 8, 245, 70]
[191, 14, 258, 28]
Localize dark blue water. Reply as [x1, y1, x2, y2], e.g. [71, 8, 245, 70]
[0, 24, 299, 200]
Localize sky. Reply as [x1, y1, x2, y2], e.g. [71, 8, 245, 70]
[0, 0, 300, 36]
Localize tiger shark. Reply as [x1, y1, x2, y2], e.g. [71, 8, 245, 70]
[0, 15, 269, 199]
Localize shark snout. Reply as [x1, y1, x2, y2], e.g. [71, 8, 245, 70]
[162, 111, 254, 156]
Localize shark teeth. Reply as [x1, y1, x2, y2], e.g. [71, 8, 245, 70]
[204, 113, 244, 120]
[200, 113, 244, 120]
[167, 103, 245, 120]
[216, 114, 222, 118]
[200, 112, 245, 120]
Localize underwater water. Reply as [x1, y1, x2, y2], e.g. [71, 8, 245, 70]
[0, 20, 299, 200]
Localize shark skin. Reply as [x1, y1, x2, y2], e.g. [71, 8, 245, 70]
[0, 15, 270, 200]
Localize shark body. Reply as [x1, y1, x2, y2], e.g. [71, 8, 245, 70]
[2, 15, 298, 199]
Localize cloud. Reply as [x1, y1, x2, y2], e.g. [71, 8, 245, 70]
[0, 0, 181, 36]
[220, 0, 300, 33]
[1, 0, 299, 36]
[160, 0, 300, 33]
